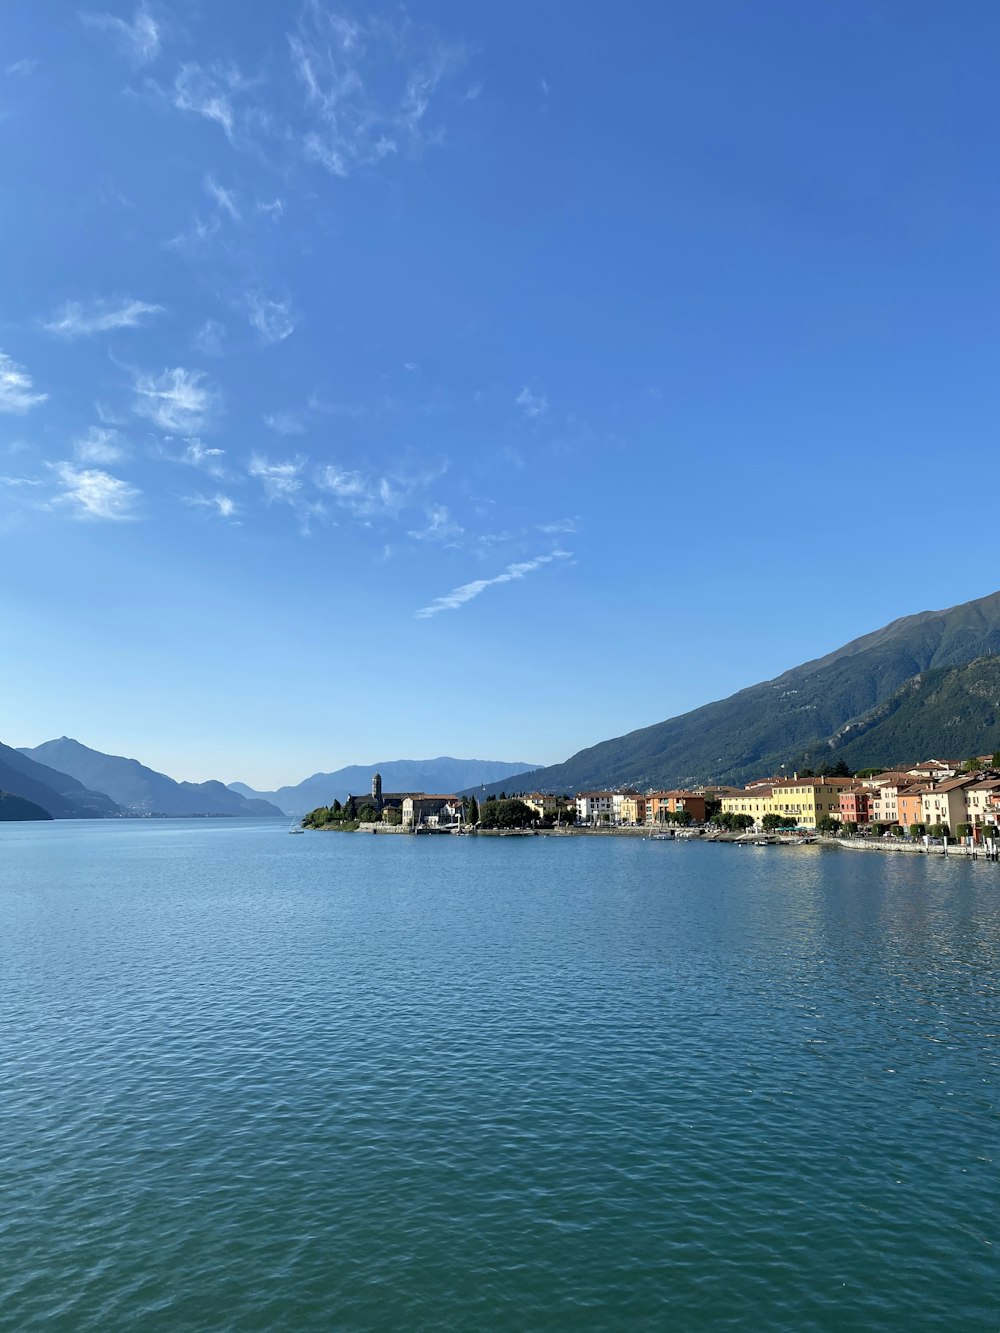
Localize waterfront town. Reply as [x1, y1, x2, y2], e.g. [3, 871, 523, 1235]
[316, 757, 1000, 839]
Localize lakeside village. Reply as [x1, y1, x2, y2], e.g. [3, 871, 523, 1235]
[302, 756, 1000, 845]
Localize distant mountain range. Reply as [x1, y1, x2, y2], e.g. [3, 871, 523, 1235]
[472, 589, 1000, 797]
[230, 758, 537, 816]
[0, 741, 120, 818]
[17, 739, 284, 818]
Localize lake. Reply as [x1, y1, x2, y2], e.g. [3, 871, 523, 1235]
[0, 820, 997, 1330]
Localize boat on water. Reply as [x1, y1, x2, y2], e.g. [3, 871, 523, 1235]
[288, 821, 305, 834]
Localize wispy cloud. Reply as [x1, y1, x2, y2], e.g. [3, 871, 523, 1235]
[48, 462, 140, 520]
[0, 351, 46, 413]
[408, 504, 462, 544]
[289, 3, 466, 177]
[416, 550, 571, 618]
[82, 4, 160, 65]
[263, 409, 307, 436]
[161, 437, 227, 479]
[173, 62, 247, 143]
[6, 58, 38, 77]
[42, 296, 163, 338]
[204, 174, 241, 221]
[246, 291, 296, 344]
[193, 319, 227, 357]
[74, 426, 126, 464]
[317, 465, 401, 517]
[186, 492, 238, 521]
[257, 197, 284, 221]
[537, 517, 577, 535]
[133, 367, 218, 433]
[248, 453, 304, 501]
[515, 386, 548, 418]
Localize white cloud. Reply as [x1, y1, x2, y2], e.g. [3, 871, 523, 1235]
[74, 426, 126, 464]
[0, 352, 46, 414]
[415, 550, 571, 619]
[48, 462, 140, 521]
[42, 296, 163, 337]
[186, 492, 238, 521]
[246, 292, 296, 344]
[6, 59, 38, 77]
[173, 62, 246, 143]
[263, 410, 307, 436]
[166, 437, 227, 479]
[515, 386, 548, 418]
[317, 464, 416, 519]
[133, 367, 217, 433]
[408, 504, 462, 544]
[193, 319, 227, 357]
[537, 517, 577, 535]
[248, 453, 304, 501]
[289, 4, 466, 177]
[204, 174, 241, 221]
[82, 4, 160, 64]
[257, 197, 284, 221]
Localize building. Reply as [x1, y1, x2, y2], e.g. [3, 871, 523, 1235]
[612, 790, 642, 824]
[838, 787, 872, 825]
[963, 779, 1000, 830]
[576, 792, 615, 824]
[344, 772, 423, 820]
[522, 793, 573, 820]
[402, 795, 464, 828]
[896, 787, 927, 831]
[720, 787, 774, 828]
[768, 778, 854, 830]
[617, 792, 647, 825]
[646, 791, 708, 825]
[919, 777, 977, 832]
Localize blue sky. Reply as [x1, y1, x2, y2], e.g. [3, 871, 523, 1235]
[2, 0, 998, 787]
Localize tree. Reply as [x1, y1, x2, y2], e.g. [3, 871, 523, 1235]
[478, 797, 533, 829]
[909, 823, 926, 838]
[957, 823, 973, 838]
[704, 798, 722, 821]
[963, 757, 981, 774]
[332, 798, 342, 814]
[817, 815, 842, 834]
[762, 813, 797, 831]
[823, 759, 851, 778]
[358, 803, 378, 823]
[465, 794, 479, 825]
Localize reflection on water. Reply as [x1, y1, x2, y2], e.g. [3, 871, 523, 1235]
[0, 823, 996, 1330]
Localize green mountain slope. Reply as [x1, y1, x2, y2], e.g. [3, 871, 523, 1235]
[810, 655, 1000, 772]
[0, 791, 54, 821]
[474, 589, 1000, 795]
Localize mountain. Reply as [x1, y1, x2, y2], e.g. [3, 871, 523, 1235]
[0, 741, 120, 818]
[818, 655, 1000, 772]
[0, 791, 54, 821]
[231, 758, 538, 816]
[19, 739, 283, 817]
[471, 589, 1000, 796]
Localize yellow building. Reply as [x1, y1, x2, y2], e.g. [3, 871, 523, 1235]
[617, 793, 647, 825]
[768, 778, 853, 829]
[720, 787, 775, 827]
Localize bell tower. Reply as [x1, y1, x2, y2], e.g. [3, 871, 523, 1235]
[372, 771, 382, 808]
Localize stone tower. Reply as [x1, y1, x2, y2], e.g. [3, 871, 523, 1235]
[372, 771, 382, 809]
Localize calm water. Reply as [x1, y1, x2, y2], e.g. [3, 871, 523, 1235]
[0, 822, 997, 1331]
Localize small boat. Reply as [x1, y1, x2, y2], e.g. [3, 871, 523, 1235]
[288, 820, 305, 834]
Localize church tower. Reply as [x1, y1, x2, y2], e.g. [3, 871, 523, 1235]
[372, 771, 382, 809]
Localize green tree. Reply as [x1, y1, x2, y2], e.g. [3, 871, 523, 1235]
[817, 815, 842, 833]
[963, 757, 981, 774]
[909, 823, 926, 837]
[762, 813, 797, 831]
[465, 794, 479, 825]
[478, 798, 534, 830]
[822, 759, 851, 778]
[957, 823, 973, 838]
[358, 802, 378, 823]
